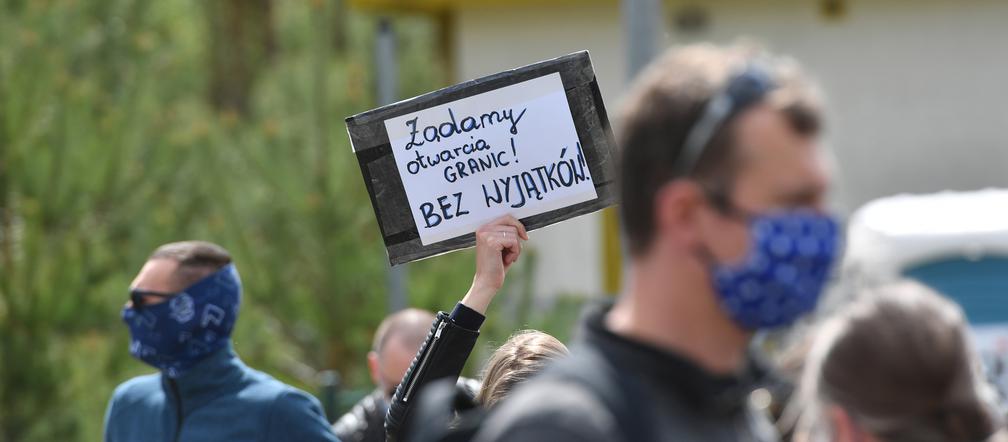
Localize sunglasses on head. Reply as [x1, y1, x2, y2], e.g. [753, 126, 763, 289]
[674, 63, 777, 176]
[129, 289, 178, 309]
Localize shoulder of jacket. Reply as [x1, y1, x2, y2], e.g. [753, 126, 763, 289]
[110, 373, 162, 405]
[269, 385, 325, 413]
[339, 390, 383, 420]
[476, 378, 618, 441]
[333, 391, 384, 439]
[262, 387, 339, 442]
[106, 373, 164, 431]
[233, 366, 311, 404]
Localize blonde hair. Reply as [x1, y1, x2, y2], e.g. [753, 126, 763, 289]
[476, 330, 568, 407]
[795, 280, 1002, 442]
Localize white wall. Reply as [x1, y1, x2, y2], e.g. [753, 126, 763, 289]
[664, 0, 1008, 212]
[451, 0, 1008, 297]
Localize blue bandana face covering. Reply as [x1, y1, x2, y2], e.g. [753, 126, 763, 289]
[711, 211, 841, 330]
[122, 264, 242, 377]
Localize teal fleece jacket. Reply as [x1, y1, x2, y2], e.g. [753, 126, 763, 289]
[103, 343, 340, 442]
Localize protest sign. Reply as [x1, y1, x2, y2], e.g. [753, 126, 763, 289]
[347, 51, 616, 265]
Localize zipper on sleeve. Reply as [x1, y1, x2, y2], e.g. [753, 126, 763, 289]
[402, 320, 447, 402]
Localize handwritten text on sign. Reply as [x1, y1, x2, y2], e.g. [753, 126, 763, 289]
[384, 73, 596, 245]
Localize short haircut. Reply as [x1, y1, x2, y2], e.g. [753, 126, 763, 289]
[476, 330, 569, 407]
[617, 43, 822, 255]
[149, 240, 233, 288]
[372, 308, 436, 355]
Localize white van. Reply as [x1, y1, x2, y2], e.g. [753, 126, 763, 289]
[841, 189, 1008, 396]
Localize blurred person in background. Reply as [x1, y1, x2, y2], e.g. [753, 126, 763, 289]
[104, 241, 340, 442]
[475, 42, 841, 442]
[474, 329, 568, 408]
[333, 308, 436, 442]
[385, 216, 569, 442]
[401, 330, 569, 442]
[794, 280, 1006, 442]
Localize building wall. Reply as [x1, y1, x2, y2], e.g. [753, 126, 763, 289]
[663, 0, 1008, 213]
[451, 0, 1008, 298]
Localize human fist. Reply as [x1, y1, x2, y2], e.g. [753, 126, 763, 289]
[462, 215, 529, 314]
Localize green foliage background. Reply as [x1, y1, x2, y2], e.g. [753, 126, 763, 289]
[0, 1, 585, 440]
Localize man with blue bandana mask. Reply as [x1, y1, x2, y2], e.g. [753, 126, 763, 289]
[477, 44, 840, 442]
[103, 241, 340, 442]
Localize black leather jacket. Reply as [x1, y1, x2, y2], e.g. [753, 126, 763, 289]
[474, 302, 780, 442]
[386, 307, 483, 442]
[335, 377, 480, 442]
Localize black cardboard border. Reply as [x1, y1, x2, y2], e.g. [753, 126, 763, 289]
[346, 51, 617, 265]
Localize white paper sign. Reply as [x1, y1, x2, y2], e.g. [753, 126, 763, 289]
[384, 73, 597, 245]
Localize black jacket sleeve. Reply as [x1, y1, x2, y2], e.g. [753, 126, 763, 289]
[385, 309, 481, 442]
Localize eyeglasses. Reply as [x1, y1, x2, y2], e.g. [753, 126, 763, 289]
[129, 289, 178, 309]
[675, 64, 777, 176]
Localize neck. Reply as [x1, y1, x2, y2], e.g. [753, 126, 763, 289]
[606, 253, 752, 375]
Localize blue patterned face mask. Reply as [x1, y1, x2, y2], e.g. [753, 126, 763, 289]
[122, 264, 242, 377]
[710, 211, 840, 330]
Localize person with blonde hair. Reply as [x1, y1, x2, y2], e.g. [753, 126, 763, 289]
[476, 330, 569, 408]
[795, 280, 1005, 442]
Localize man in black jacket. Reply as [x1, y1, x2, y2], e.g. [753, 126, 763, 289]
[475, 44, 842, 441]
[333, 308, 434, 442]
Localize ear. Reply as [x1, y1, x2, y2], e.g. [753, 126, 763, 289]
[653, 180, 706, 248]
[367, 351, 381, 386]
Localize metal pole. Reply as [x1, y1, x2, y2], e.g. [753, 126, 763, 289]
[317, 370, 341, 422]
[622, 0, 662, 78]
[376, 18, 398, 106]
[609, 0, 663, 292]
[376, 17, 408, 313]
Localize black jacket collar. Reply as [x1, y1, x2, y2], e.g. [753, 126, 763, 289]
[577, 301, 770, 416]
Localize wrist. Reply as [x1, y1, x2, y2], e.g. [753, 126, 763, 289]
[460, 282, 497, 314]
